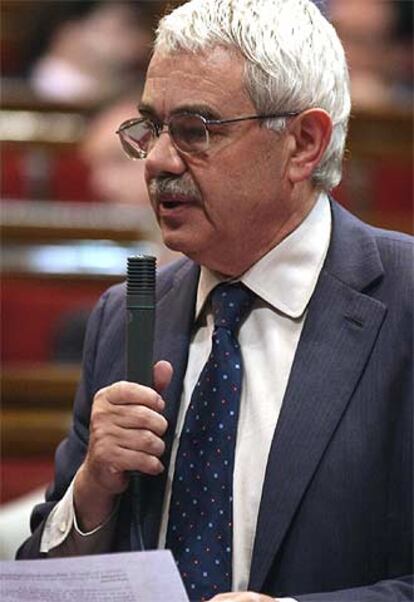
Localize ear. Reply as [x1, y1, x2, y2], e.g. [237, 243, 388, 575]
[286, 109, 332, 184]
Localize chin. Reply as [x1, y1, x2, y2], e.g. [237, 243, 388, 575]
[163, 236, 219, 271]
[161, 227, 232, 272]
[162, 231, 201, 258]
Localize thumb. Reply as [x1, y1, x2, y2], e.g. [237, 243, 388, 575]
[153, 360, 173, 393]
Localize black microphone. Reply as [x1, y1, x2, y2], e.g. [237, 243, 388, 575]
[126, 254, 156, 551]
[127, 255, 156, 387]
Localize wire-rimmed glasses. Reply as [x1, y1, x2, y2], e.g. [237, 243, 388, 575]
[116, 111, 299, 159]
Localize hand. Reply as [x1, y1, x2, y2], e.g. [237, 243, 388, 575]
[208, 594, 279, 602]
[74, 360, 173, 530]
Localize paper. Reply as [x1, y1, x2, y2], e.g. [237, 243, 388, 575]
[0, 550, 189, 602]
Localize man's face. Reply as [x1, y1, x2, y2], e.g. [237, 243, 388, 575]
[142, 46, 299, 276]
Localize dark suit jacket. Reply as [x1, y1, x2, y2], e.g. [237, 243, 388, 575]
[18, 201, 413, 601]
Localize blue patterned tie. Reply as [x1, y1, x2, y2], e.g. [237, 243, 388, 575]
[166, 283, 255, 601]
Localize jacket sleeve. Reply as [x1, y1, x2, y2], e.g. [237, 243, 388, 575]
[296, 575, 413, 601]
[16, 289, 112, 559]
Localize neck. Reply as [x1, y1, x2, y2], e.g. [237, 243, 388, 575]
[207, 187, 322, 278]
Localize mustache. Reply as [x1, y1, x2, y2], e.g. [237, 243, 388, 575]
[148, 175, 202, 201]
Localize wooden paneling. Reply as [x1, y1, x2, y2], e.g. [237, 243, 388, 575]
[347, 107, 412, 160]
[2, 363, 81, 408]
[1, 364, 80, 456]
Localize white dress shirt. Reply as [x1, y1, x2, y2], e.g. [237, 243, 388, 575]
[41, 193, 331, 600]
[158, 193, 331, 591]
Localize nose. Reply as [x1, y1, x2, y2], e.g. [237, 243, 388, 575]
[145, 130, 187, 179]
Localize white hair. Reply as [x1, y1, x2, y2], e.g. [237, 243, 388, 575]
[154, 0, 351, 190]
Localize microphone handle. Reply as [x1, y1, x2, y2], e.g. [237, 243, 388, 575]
[126, 255, 156, 551]
[127, 299, 155, 387]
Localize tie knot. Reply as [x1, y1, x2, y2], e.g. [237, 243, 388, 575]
[210, 283, 255, 333]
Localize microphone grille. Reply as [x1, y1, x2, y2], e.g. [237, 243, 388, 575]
[127, 255, 156, 294]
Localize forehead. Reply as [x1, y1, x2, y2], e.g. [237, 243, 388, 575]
[142, 46, 254, 117]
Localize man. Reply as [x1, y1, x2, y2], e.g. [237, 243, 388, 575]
[18, 1, 413, 601]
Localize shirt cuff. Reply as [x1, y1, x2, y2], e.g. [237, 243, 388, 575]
[40, 477, 119, 554]
[73, 499, 118, 537]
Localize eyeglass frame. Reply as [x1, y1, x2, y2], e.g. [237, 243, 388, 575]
[116, 110, 300, 159]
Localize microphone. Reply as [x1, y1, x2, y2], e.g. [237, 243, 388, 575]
[127, 255, 156, 387]
[126, 254, 157, 551]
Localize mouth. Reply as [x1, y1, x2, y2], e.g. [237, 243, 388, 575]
[157, 194, 197, 213]
[160, 200, 182, 210]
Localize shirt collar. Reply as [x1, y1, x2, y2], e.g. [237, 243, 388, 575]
[196, 192, 332, 319]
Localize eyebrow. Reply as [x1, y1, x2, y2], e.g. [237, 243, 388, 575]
[137, 102, 221, 121]
[137, 102, 156, 117]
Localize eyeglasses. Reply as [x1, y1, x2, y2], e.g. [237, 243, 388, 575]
[116, 111, 299, 159]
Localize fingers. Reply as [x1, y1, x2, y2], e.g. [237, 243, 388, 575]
[100, 362, 173, 409]
[91, 382, 168, 457]
[113, 425, 166, 457]
[75, 366, 173, 523]
[97, 361, 173, 409]
[102, 380, 165, 411]
[108, 404, 168, 436]
[82, 373, 173, 493]
[96, 446, 165, 477]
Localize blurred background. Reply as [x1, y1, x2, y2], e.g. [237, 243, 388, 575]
[0, 0, 412, 558]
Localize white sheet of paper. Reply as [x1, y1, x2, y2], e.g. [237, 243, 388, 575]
[0, 550, 189, 602]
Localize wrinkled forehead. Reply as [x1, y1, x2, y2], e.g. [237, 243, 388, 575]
[141, 46, 253, 118]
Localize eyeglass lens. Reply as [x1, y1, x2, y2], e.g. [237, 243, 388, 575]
[119, 121, 152, 159]
[169, 114, 208, 154]
[120, 114, 209, 158]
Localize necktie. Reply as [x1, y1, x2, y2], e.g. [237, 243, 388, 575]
[166, 282, 255, 601]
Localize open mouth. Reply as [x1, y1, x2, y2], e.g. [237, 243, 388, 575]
[161, 200, 182, 209]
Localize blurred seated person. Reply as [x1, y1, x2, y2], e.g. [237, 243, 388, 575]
[81, 94, 149, 206]
[80, 92, 178, 267]
[52, 94, 178, 363]
[30, 1, 152, 105]
[329, 0, 413, 109]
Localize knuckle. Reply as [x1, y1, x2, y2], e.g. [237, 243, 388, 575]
[148, 390, 161, 407]
[137, 388, 158, 409]
[90, 420, 106, 443]
[93, 385, 107, 401]
[93, 441, 108, 465]
[157, 415, 168, 435]
[135, 405, 150, 427]
[141, 431, 165, 456]
[107, 448, 126, 473]
[146, 456, 162, 475]
[91, 406, 106, 426]
[157, 438, 166, 455]
[140, 429, 153, 448]
[115, 380, 131, 400]
[92, 394, 106, 413]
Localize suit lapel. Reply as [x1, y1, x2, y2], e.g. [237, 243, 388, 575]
[141, 259, 199, 548]
[154, 260, 200, 441]
[249, 202, 387, 590]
